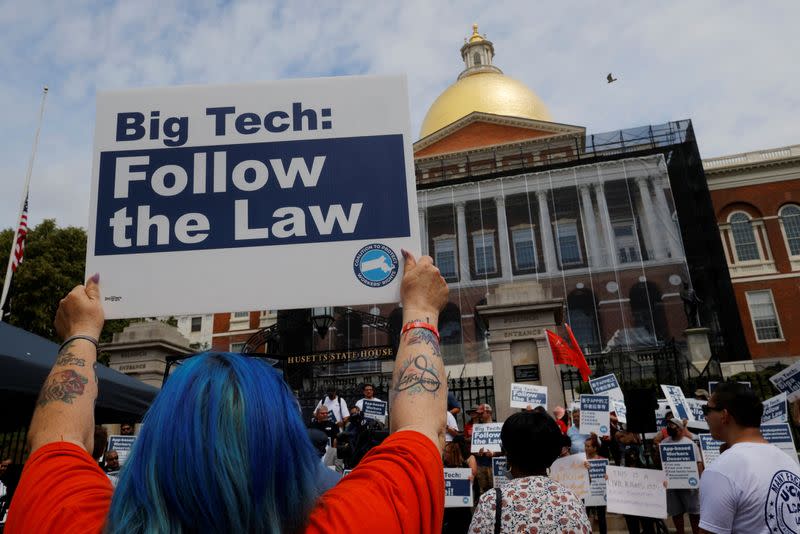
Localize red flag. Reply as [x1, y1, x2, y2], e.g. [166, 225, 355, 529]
[11, 195, 28, 272]
[547, 324, 592, 382]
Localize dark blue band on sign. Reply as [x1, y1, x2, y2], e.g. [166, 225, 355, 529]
[94, 134, 410, 255]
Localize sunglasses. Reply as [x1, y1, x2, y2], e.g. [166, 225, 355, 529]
[701, 405, 723, 416]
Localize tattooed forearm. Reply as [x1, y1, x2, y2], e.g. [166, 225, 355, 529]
[393, 354, 441, 395]
[54, 352, 86, 367]
[402, 321, 442, 358]
[37, 369, 89, 406]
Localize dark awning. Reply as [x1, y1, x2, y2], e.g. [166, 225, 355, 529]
[0, 321, 159, 432]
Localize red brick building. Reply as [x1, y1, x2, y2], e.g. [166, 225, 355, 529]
[705, 144, 800, 363]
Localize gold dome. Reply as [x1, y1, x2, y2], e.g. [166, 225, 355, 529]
[468, 23, 485, 43]
[419, 72, 553, 139]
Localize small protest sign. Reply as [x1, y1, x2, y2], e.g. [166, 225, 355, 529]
[550, 453, 590, 502]
[589, 373, 625, 402]
[444, 468, 473, 508]
[762, 393, 789, 424]
[107, 435, 137, 466]
[586, 459, 609, 507]
[660, 441, 701, 489]
[698, 434, 725, 466]
[361, 399, 387, 423]
[509, 383, 548, 409]
[769, 362, 800, 401]
[685, 399, 709, 430]
[606, 466, 667, 519]
[761, 423, 800, 465]
[612, 398, 627, 425]
[492, 457, 509, 488]
[580, 395, 611, 436]
[660, 385, 691, 422]
[87, 76, 419, 318]
[471, 423, 503, 453]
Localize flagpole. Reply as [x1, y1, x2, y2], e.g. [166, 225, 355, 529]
[0, 86, 49, 321]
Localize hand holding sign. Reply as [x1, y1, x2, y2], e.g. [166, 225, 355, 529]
[400, 251, 448, 319]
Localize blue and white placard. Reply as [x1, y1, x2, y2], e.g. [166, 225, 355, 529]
[770, 361, 800, 402]
[107, 435, 137, 466]
[471, 423, 503, 453]
[361, 399, 387, 423]
[589, 373, 625, 402]
[685, 399, 709, 430]
[580, 394, 611, 437]
[444, 468, 473, 508]
[698, 434, 725, 466]
[492, 457, 509, 487]
[762, 393, 789, 424]
[87, 76, 419, 318]
[586, 459, 609, 507]
[509, 383, 548, 409]
[761, 423, 800, 465]
[660, 385, 691, 422]
[660, 441, 700, 489]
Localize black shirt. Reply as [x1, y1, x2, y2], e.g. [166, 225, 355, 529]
[309, 419, 338, 444]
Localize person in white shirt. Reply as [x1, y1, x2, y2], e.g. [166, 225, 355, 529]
[354, 384, 384, 411]
[445, 410, 459, 442]
[699, 382, 800, 534]
[315, 388, 349, 429]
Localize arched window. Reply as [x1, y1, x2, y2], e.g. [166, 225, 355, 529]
[473, 52, 481, 66]
[729, 212, 760, 261]
[567, 290, 600, 350]
[780, 205, 800, 256]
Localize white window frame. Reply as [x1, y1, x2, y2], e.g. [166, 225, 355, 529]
[230, 311, 250, 331]
[433, 234, 458, 280]
[554, 219, 583, 267]
[778, 204, 800, 270]
[721, 211, 776, 278]
[612, 220, 641, 264]
[190, 316, 202, 333]
[745, 290, 784, 343]
[230, 342, 246, 352]
[728, 211, 762, 263]
[471, 230, 497, 276]
[510, 225, 537, 271]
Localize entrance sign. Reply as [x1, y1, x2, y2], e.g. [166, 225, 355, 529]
[589, 373, 624, 401]
[762, 393, 789, 424]
[761, 423, 800, 465]
[606, 466, 667, 519]
[770, 361, 800, 401]
[660, 442, 700, 489]
[550, 453, 589, 501]
[685, 399, 709, 430]
[444, 468, 473, 508]
[586, 459, 609, 507]
[509, 383, 547, 409]
[698, 434, 724, 466]
[580, 394, 611, 436]
[87, 76, 419, 318]
[107, 435, 137, 466]
[660, 385, 692, 422]
[492, 457, 509, 487]
[471, 423, 503, 453]
[361, 399, 387, 423]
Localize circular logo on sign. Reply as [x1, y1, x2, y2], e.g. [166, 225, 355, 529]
[766, 470, 800, 533]
[462, 497, 470, 504]
[688, 477, 698, 487]
[353, 244, 398, 288]
[600, 425, 608, 434]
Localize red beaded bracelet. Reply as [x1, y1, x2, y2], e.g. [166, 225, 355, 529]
[401, 321, 440, 343]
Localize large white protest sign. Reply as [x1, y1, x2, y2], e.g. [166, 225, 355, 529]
[87, 76, 419, 318]
[580, 394, 611, 436]
[361, 399, 387, 423]
[509, 383, 547, 409]
[685, 399, 709, 430]
[586, 459, 609, 507]
[761, 423, 800, 465]
[550, 453, 589, 502]
[444, 468, 473, 508]
[698, 434, 725, 466]
[660, 441, 701, 489]
[770, 361, 800, 402]
[606, 466, 667, 519]
[661, 385, 692, 422]
[107, 435, 137, 466]
[471, 423, 503, 453]
[589, 374, 624, 401]
[762, 393, 789, 424]
[492, 457, 509, 488]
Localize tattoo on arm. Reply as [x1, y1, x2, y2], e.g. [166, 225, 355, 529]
[402, 320, 442, 358]
[54, 351, 86, 367]
[37, 369, 89, 406]
[393, 354, 441, 395]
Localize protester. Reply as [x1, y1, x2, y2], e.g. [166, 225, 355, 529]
[694, 388, 710, 401]
[620, 446, 658, 534]
[473, 403, 496, 496]
[310, 405, 341, 447]
[699, 382, 800, 534]
[568, 407, 590, 454]
[6, 250, 450, 532]
[584, 433, 608, 534]
[315, 388, 349, 429]
[445, 409, 460, 442]
[463, 405, 480, 442]
[658, 417, 702, 534]
[447, 391, 462, 417]
[553, 405, 569, 433]
[104, 450, 121, 488]
[442, 437, 475, 534]
[91, 425, 108, 469]
[469, 411, 592, 532]
[354, 383, 384, 412]
[307, 429, 341, 492]
[119, 423, 135, 436]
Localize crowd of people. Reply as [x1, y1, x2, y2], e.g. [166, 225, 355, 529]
[1, 251, 799, 533]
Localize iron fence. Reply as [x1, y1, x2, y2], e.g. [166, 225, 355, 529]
[449, 376, 495, 428]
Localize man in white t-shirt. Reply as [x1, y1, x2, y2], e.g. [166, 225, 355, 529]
[315, 388, 349, 429]
[445, 410, 460, 442]
[699, 382, 800, 534]
[659, 417, 703, 534]
[354, 384, 383, 411]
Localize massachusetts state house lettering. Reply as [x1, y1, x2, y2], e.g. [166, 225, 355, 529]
[286, 346, 393, 365]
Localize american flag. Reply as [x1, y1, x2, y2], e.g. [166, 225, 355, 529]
[11, 195, 28, 272]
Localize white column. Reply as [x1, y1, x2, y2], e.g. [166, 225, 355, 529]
[636, 177, 667, 260]
[579, 185, 602, 267]
[455, 202, 471, 282]
[418, 207, 429, 256]
[594, 182, 617, 267]
[653, 178, 683, 259]
[495, 196, 513, 279]
[537, 190, 558, 273]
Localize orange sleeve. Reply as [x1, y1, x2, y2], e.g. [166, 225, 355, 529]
[5, 442, 112, 534]
[305, 430, 444, 534]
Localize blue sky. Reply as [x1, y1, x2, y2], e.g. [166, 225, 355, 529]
[1, 0, 798, 229]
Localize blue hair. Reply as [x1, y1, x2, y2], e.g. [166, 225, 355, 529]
[106, 352, 321, 533]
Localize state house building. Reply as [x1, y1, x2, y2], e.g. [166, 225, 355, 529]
[210, 26, 745, 398]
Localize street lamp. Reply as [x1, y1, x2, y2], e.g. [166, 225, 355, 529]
[311, 307, 335, 339]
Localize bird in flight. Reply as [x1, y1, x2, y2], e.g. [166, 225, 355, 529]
[607, 73, 618, 83]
